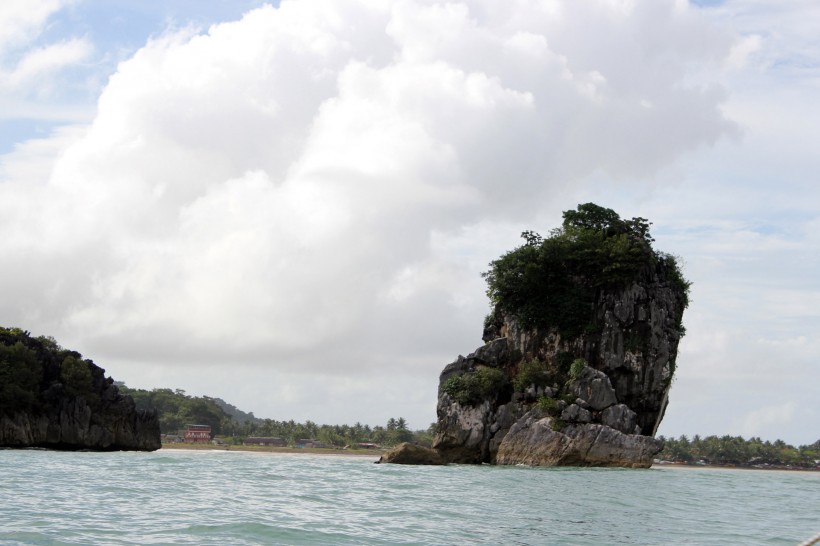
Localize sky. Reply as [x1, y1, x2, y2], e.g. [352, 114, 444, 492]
[1, 0, 818, 446]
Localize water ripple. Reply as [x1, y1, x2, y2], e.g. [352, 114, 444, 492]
[1, 450, 818, 545]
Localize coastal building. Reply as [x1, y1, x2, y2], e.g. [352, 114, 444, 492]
[184, 424, 212, 444]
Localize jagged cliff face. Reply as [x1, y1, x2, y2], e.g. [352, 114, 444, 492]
[0, 386, 161, 451]
[432, 260, 685, 468]
[0, 329, 161, 451]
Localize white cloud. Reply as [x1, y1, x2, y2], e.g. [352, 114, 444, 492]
[4, 0, 818, 442]
[0, 123, 85, 185]
[726, 34, 761, 69]
[1, 38, 93, 91]
[738, 402, 797, 440]
[0, 0, 71, 52]
[0, 0, 96, 120]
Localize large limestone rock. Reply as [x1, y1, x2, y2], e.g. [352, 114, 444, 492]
[431, 258, 686, 467]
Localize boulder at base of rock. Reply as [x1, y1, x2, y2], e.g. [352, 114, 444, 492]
[495, 413, 661, 468]
[377, 443, 445, 465]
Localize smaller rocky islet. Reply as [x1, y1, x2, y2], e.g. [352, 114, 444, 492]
[0, 327, 160, 451]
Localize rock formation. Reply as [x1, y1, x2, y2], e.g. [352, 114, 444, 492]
[376, 442, 445, 465]
[0, 328, 160, 451]
[383, 204, 688, 467]
[432, 260, 685, 467]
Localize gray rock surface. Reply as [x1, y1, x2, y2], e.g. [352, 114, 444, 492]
[561, 404, 592, 423]
[569, 366, 618, 411]
[601, 404, 639, 435]
[495, 413, 661, 468]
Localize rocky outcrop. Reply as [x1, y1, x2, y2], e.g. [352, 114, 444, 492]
[0, 328, 160, 451]
[377, 442, 445, 465]
[495, 414, 661, 467]
[0, 395, 160, 451]
[430, 257, 686, 468]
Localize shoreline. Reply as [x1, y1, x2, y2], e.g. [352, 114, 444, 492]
[159, 443, 380, 457]
[653, 462, 819, 474]
[158, 445, 817, 472]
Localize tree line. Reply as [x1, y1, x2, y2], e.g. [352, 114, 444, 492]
[658, 434, 820, 469]
[120, 385, 428, 448]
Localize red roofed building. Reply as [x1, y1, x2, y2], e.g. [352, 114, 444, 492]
[184, 424, 212, 444]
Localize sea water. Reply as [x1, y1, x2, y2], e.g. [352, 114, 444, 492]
[0, 449, 817, 545]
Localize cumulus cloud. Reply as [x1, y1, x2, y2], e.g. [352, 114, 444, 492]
[0, 0, 742, 426]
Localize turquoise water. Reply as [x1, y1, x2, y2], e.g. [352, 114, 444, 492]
[0, 449, 817, 545]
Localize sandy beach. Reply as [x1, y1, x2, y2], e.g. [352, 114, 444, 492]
[653, 462, 819, 474]
[160, 443, 381, 458]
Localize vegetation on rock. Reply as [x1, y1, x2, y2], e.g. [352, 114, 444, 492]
[442, 367, 510, 406]
[536, 396, 560, 415]
[513, 359, 552, 392]
[569, 358, 586, 381]
[483, 203, 690, 337]
[0, 327, 106, 416]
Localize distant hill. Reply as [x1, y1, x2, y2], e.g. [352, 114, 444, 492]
[207, 396, 261, 425]
[119, 386, 231, 435]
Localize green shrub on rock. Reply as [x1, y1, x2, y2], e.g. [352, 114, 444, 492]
[537, 396, 560, 416]
[514, 359, 551, 392]
[443, 367, 510, 406]
[0, 341, 43, 414]
[569, 358, 586, 380]
[550, 418, 568, 432]
[61, 355, 99, 404]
